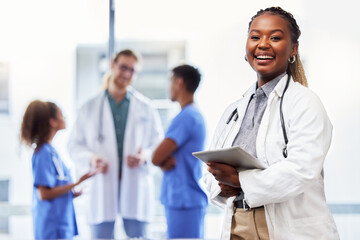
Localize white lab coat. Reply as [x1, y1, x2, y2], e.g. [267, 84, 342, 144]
[204, 75, 339, 240]
[68, 87, 163, 224]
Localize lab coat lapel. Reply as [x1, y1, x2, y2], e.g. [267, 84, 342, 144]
[122, 89, 140, 158]
[236, 83, 256, 129]
[101, 93, 119, 168]
[256, 74, 291, 166]
[222, 83, 256, 148]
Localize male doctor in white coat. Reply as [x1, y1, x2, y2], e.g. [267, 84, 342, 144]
[68, 49, 163, 239]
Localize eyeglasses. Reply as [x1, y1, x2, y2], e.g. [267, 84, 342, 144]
[117, 64, 136, 74]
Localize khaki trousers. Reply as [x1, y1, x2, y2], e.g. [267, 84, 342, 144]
[230, 207, 270, 240]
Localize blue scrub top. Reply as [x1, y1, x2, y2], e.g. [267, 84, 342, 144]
[160, 104, 208, 208]
[32, 143, 78, 240]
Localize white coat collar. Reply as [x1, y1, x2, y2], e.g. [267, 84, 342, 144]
[273, 74, 293, 97]
[242, 82, 257, 98]
[242, 74, 292, 98]
[101, 85, 144, 104]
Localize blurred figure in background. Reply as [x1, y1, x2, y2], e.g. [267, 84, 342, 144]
[20, 100, 94, 240]
[68, 49, 163, 239]
[152, 64, 208, 239]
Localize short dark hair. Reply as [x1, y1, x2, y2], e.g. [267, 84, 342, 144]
[172, 64, 201, 93]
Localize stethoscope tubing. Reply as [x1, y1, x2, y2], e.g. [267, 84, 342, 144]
[280, 75, 290, 158]
[222, 74, 290, 158]
[52, 152, 68, 181]
[98, 92, 106, 143]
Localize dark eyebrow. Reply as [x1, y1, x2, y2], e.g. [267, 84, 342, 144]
[270, 29, 285, 34]
[249, 29, 285, 34]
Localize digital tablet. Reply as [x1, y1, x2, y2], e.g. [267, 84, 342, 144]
[192, 146, 267, 170]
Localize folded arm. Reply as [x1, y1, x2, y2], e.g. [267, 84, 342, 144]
[152, 138, 178, 170]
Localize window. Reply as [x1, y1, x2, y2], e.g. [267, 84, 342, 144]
[75, 41, 185, 128]
[0, 63, 9, 114]
[0, 179, 9, 234]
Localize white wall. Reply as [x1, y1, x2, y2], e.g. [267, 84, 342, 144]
[301, 0, 360, 202]
[1, 0, 359, 238]
[0, 0, 108, 206]
[114, 0, 360, 202]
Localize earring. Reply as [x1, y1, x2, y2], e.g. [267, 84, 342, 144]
[288, 56, 296, 64]
[244, 56, 248, 62]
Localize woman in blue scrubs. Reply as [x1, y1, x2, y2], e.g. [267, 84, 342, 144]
[21, 100, 94, 240]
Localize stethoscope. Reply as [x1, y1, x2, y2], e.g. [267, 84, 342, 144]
[225, 74, 290, 158]
[52, 152, 69, 181]
[97, 92, 106, 143]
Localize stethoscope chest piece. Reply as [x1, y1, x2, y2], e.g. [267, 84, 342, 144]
[282, 146, 288, 158]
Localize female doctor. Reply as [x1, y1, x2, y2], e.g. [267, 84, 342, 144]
[68, 49, 163, 239]
[204, 7, 339, 240]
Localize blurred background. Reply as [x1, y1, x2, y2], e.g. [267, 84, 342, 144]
[0, 0, 359, 239]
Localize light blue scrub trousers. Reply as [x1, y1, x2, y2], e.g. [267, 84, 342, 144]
[165, 206, 206, 239]
[91, 219, 147, 239]
[91, 177, 148, 238]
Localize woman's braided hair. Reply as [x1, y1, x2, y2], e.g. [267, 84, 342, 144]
[249, 7, 308, 87]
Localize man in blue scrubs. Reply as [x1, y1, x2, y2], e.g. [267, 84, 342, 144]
[152, 64, 208, 239]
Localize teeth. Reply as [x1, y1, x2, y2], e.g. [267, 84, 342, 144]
[256, 55, 274, 59]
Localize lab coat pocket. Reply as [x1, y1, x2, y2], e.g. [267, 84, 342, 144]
[134, 117, 150, 146]
[289, 215, 336, 239]
[265, 135, 285, 165]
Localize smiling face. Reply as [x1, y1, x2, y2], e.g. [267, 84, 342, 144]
[110, 55, 138, 90]
[246, 13, 298, 84]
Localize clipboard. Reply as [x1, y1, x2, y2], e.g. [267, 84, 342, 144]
[192, 146, 267, 170]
